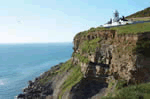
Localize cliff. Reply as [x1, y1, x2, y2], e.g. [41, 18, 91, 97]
[18, 22, 150, 99]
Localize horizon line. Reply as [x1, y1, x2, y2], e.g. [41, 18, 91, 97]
[0, 42, 73, 44]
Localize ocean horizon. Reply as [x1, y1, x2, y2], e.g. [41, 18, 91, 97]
[0, 42, 73, 99]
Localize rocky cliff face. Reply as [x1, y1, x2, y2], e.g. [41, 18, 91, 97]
[17, 29, 150, 99]
[71, 30, 150, 98]
[73, 30, 150, 83]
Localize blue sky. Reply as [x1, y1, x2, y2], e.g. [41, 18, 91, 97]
[0, 0, 149, 43]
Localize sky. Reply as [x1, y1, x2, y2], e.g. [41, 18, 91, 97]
[0, 0, 149, 43]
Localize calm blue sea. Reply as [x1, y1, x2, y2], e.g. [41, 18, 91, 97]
[0, 43, 73, 99]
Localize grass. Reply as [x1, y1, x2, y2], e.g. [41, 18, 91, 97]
[74, 30, 88, 39]
[126, 7, 150, 18]
[133, 39, 150, 57]
[102, 82, 150, 99]
[115, 80, 127, 90]
[57, 60, 73, 74]
[74, 22, 150, 40]
[39, 74, 55, 85]
[127, 17, 150, 21]
[74, 27, 111, 39]
[80, 37, 102, 54]
[39, 59, 83, 99]
[106, 79, 127, 97]
[39, 60, 73, 85]
[73, 53, 89, 64]
[39, 59, 83, 98]
[39, 71, 58, 85]
[111, 22, 150, 35]
[59, 65, 83, 99]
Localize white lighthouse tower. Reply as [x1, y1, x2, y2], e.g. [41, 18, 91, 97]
[112, 10, 119, 22]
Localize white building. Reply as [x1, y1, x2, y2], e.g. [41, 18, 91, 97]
[103, 10, 133, 27]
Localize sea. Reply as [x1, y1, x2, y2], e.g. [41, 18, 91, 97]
[0, 43, 73, 99]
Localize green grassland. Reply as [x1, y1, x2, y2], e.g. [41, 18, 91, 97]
[111, 22, 150, 34]
[102, 82, 150, 99]
[127, 17, 150, 21]
[75, 22, 150, 39]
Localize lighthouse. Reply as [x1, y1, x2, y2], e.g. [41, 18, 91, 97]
[112, 10, 119, 22]
[103, 10, 133, 27]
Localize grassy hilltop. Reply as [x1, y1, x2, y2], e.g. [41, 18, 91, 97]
[126, 7, 150, 18]
[126, 7, 150, 21]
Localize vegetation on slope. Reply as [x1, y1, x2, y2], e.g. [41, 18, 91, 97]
[39, 60, 73, 85]
[57, 60, 73, 74]
[73, 53, 89, 63]
[39, 72, 57, 85]
[102, 82, 150, 99]
[59, 64, 83, 99]
[134, 39, 150, 57]
[126, 7, 150, 18]
[128, 17, 150, 21]
[74, 27, 110, 39]
[72, 37, 102, 64]
[80, 37, 102, 54]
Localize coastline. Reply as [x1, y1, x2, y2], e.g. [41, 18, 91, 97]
[17, 62, 63, 99]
